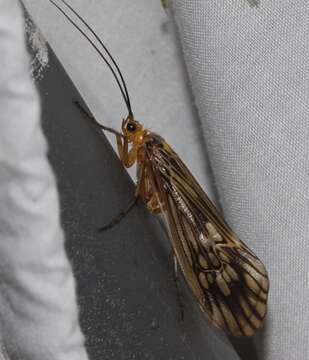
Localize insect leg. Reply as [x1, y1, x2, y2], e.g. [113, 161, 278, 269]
[98, 163, 145, 232]
[74, 100, 124, 138]
[173, 253, 185, 321]
[116, 134, 125, 161]
[115, 129, 137, 168]
[98, 196, 138, 231]
[122, 146, 138, 168]
[142, 164, 165, 214]
[146, 193, 163, 214]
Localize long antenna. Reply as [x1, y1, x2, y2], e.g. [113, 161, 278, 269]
[59, 0, 132, 114]
[47, 0, 133, 116]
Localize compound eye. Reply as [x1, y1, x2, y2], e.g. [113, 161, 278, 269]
[126, 122, 137, 132]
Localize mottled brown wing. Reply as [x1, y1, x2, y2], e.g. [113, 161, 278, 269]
[148, 142, 269, 337]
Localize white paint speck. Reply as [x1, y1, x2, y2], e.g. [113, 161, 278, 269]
[25, 15, 49, 82]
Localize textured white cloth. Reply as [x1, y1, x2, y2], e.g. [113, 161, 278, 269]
[0, 1, 89, 359]
[173, 1, 309, 359]
[20, 0, 309, 359]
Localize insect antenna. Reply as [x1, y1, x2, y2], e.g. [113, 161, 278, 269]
[47, 0, 133, 117]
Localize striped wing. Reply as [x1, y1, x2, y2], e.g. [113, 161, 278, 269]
[148, 142, 269, 337]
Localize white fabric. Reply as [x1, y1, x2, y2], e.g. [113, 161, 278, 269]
[0, 1, 89, 359]
[173, 1, 309, 359]
[21, 0, 309, 359]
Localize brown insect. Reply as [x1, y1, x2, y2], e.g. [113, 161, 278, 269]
[49, 0, 269, 337]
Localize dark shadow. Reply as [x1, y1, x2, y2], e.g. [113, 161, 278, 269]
[230, 337, 259, 360]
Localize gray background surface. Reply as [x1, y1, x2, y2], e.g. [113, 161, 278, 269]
[172, 2, 309, 360]
[23, 0, 216, 200]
